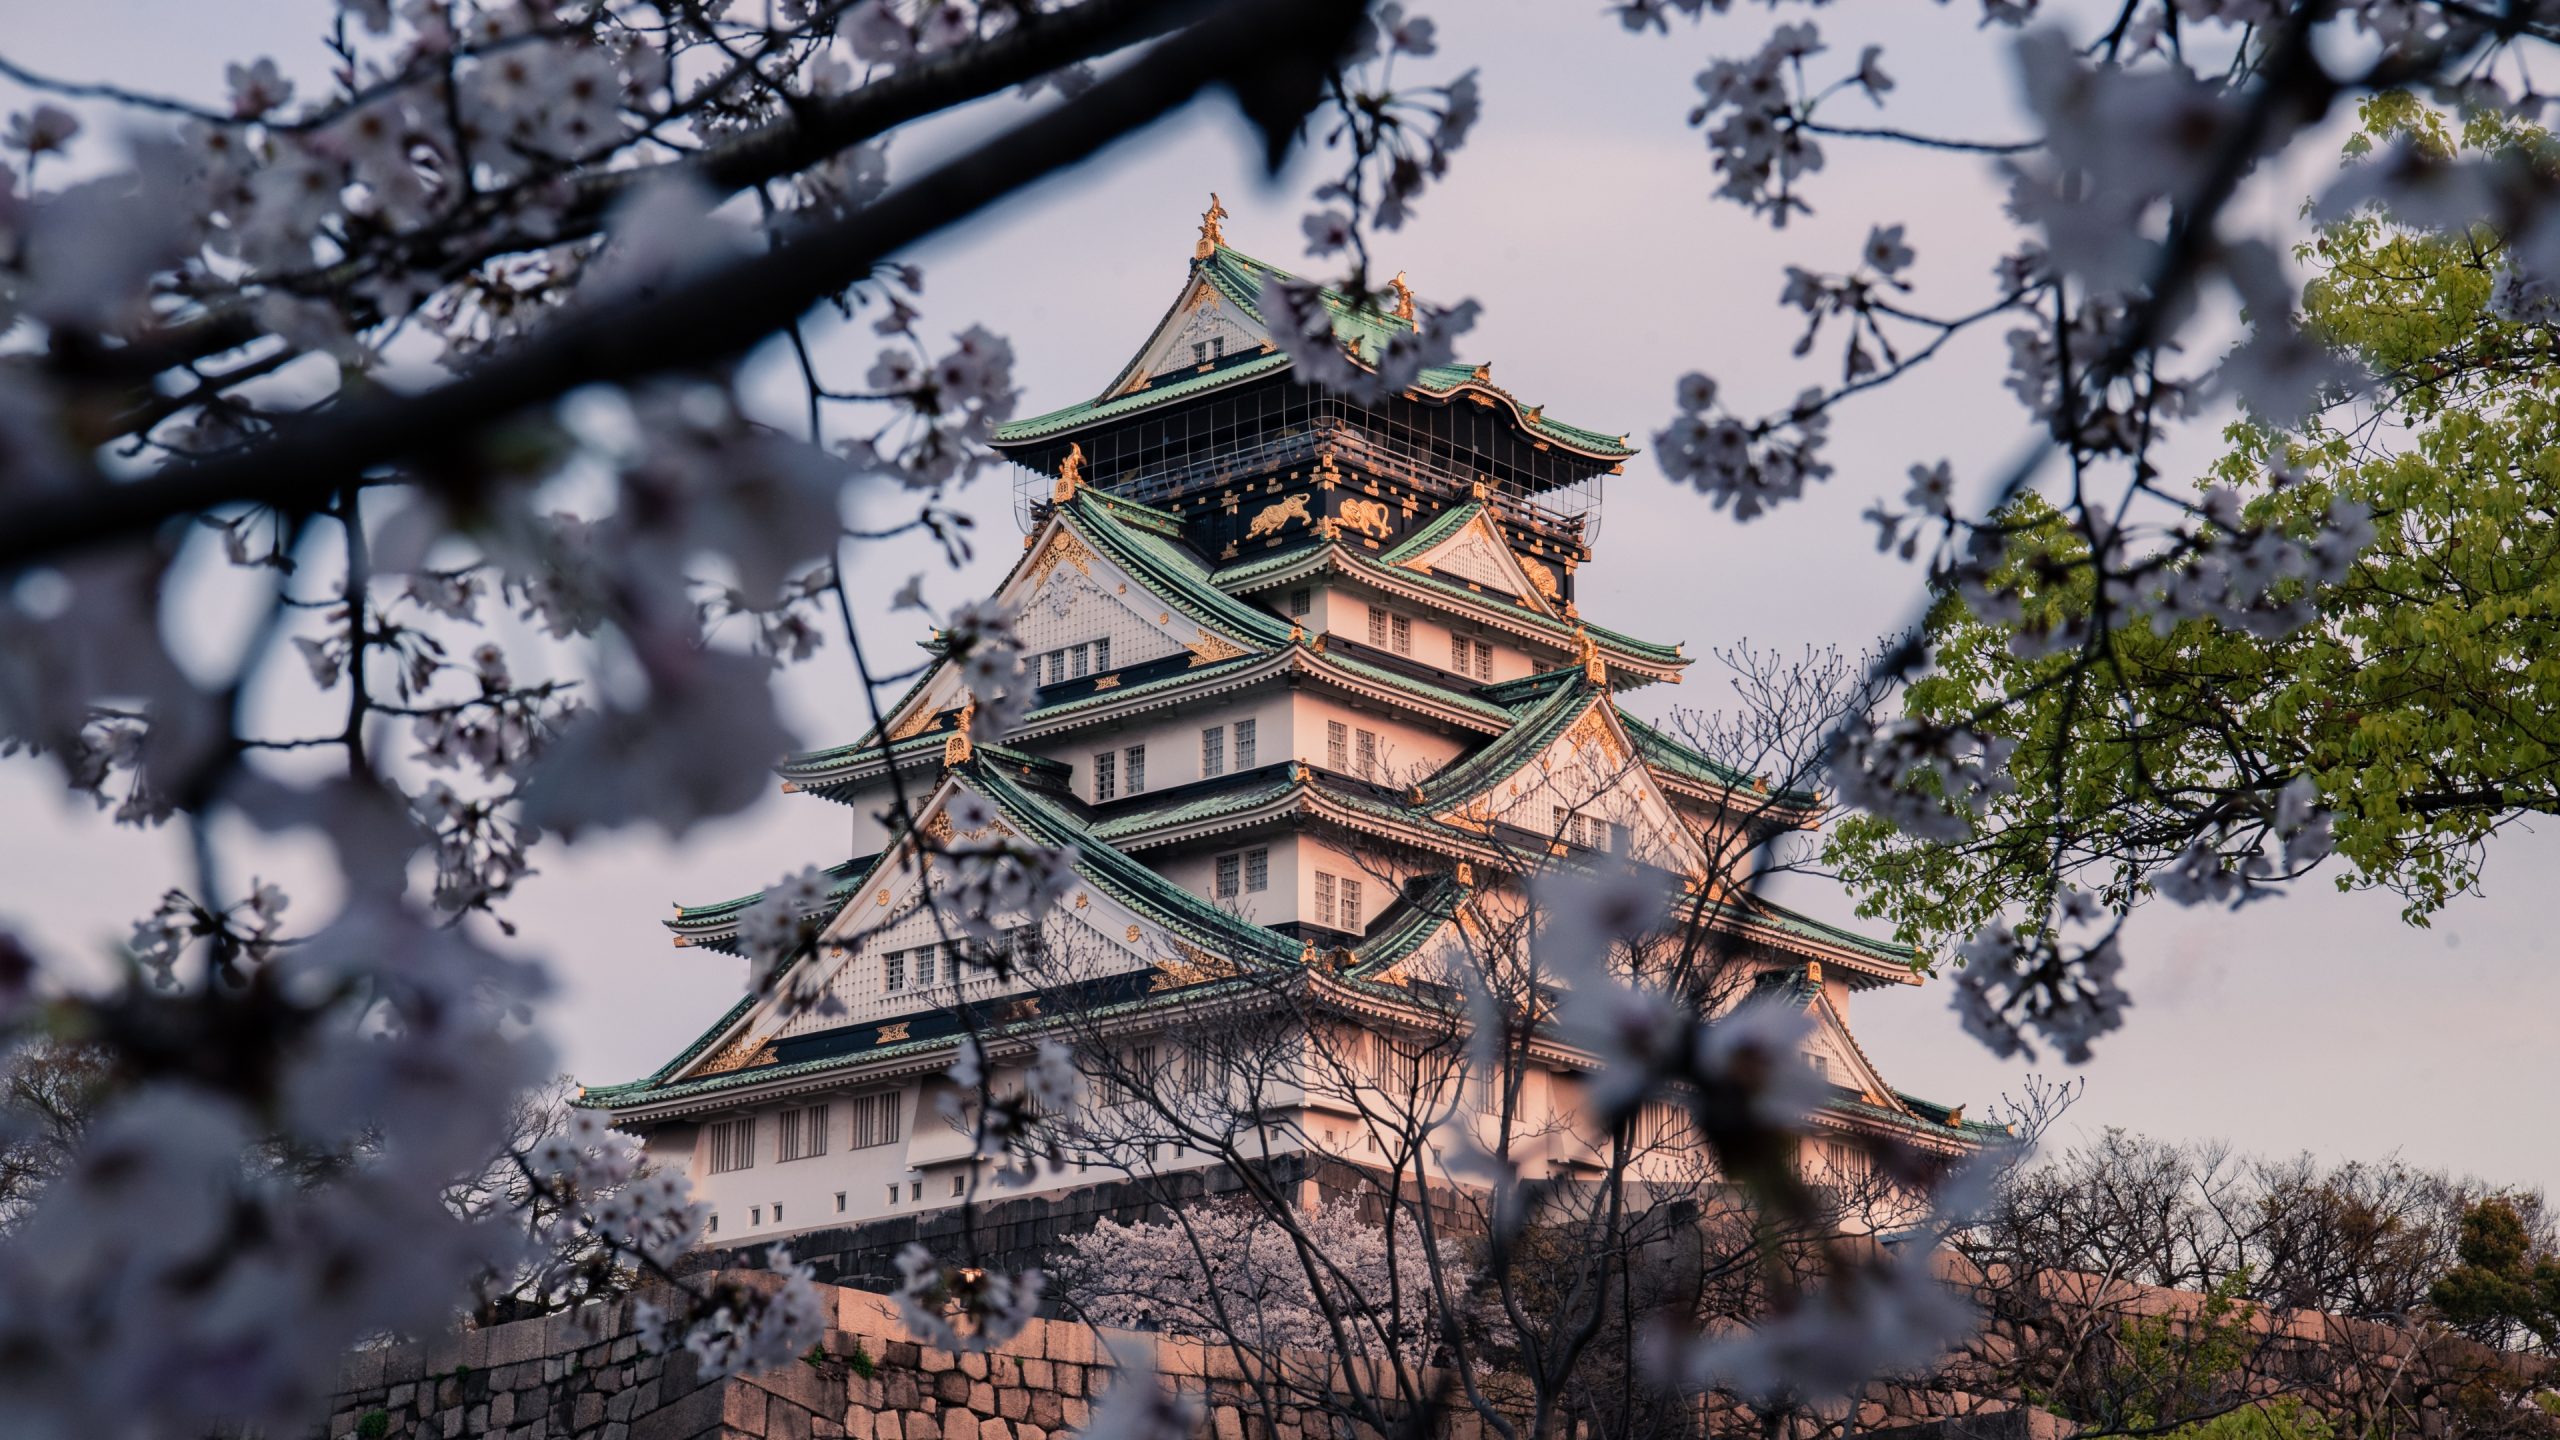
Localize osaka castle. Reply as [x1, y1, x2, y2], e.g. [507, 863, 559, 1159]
[580, 204, 2003, 1248]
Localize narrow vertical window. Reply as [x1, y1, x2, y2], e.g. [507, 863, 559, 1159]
[1368, 606, 1389, 647]
[1390, 614, 1412, 654]
[1356, 729, 1378, 779]
[1234, 719, 1256, 768]
[1215, 854, 1241, 899]
[1244, 848, 1268, 893]
[1071, 645, 1090, 679]
[1341, 878, 1363, 929]
[1289, 588, 1311, 617]
[1453, 635, 1471, 672]
[1125, 745, 1147, 793]
[1202, 725, 1225, 778]
[913, 944, 936, 988]
[1314, 872, 1336, 927]
[884, 951, 907, 993]
[1475, 640, 1494, 680]
[836, 1192, 848, 1213]
[1094, 637, 1110, 671]
[1327, 720, 1348, 770]
[1094, 751, 1116, 801]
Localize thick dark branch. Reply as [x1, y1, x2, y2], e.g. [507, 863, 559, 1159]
[51, 0, 1214, 390]
[0, 0, 1360, 568]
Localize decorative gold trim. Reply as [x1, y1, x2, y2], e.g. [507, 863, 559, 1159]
[875, 1022, 910, 1045]
[1150, 942, 1241, 991]
[942, 695, 976, 766]
[889, 704, 941, 742]
[698, 1035, 778, 1075]
[1454, 860, 1474, 887]
[1806, 960, 1824, 988]
[1188, 632, 1246, 666]
[1093, 674, 1121, 689]
[1520, 556, 1560, 602]
[1388, 271, 1416, 323]
[1563, 708, 1628, 766]
[1024, 529, 1094, 588]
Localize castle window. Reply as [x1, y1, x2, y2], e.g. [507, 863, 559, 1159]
[1315, 872, 1336, 927]
[1234, 718, 1256, 768]
[1340, 877, 1362, 929]
[1326, 720, 1348, 770]
[850, 1090, 903, 1149]
[910, 1179, 923, 1201]
[1202, 725, 1225, 777]
[708, 1213, 719, 1235]
[777, 1103, 829, 1162]
[1125, 745, 1147, 793]
[1215, 853, 1241, 899]
[1071, 644, 1090, 679]
[1093, 637, 1110, 671]
[1472, 639, 1494, 680]
[750, 1206, 763, 1226]
[1451, 635, 1470, 672]
[1289, 588, 1311, 617]
[1244, 848, 1268, 892]
[1390, 614, 1412, 654]
[835, 1192, 847, 1213]
[773, 1203, 784, 1224]
[1368, 606, 1389, 647]
[1355, 728, 1378, 779]
[883, 951, 907, 993]
[1093, 750, 1117, 801]
[886, 1184, 900, 1206]
[707, 1117, 756, 1174]
[950, 1175, 966, 1198]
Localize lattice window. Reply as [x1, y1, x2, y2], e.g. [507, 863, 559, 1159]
[1327, 720, 1348, 770]
[707, 1117, 756, 1174]
[1355, 729, 1378, 779]
[850, 1091, 902, 1149]
[1244, 848, 1268, 892]
[1215, 853, 1241, 899]
[1314, 872, 1337, 928]
[778, 1103, 829, 1162]
[1234, 719, 1256, 768]
[1390, 614, 1412, 654]
[1125, 745, 1147, 793]
[1202, 725, 1225, 778]
[1094, 750, 1117, 801]
[1368, 606, 1389, 647]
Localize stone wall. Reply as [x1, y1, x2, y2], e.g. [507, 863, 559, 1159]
[318, 1276, 1472, 1440]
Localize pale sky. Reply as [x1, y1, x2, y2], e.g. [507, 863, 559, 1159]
[3, 1, 2553, 1197]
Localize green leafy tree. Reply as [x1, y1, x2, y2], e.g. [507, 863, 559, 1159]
[1831, 97, 2560, 954]
[2432, 1197, 2560, 1350]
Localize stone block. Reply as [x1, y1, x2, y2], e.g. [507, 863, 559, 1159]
[491, 1391, 516, 1427]
[903, 1411, 940, 1440]
[923, 1349, 957, 1375]
[1060, 1398, 1087, 1430]
[844, 1405, 874, 1440]
[1028, 1393, 1064, 1431]
[933, 1373, 970, 1406]
[773, 1400, 816, 1440]
[941, 1406, 976, 1440]
[979, 1417, 1011, 1440]
[960, 1353, 988, 1381]
[389, 1384, 417, 1410]
[1213, 1407, 1244, 1440]
[340, 1344, 390, 1393]
[885, 1343, 923, 1371]
[574, 1391, 606, 1430]
[966, 1382, 994, 1413]
[629, 1376, 725, 1440]
[997, 1389, 1028, 1421]
[1045, 1328, 1094, 1366]
[1056, 1367, 1083, 1399]
[726, 1384, 771, 1435]
[1019, 1361, 1051, 1391]
[884, 1374, 921, 1411]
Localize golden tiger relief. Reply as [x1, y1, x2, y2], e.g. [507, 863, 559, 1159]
[1337, 498, 1394, 539]
[1246, 492, 1312, 539]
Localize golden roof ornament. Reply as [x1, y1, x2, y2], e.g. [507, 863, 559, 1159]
[1470, 362, 1491, 382]
[1387, 271, 1417, 324]
[1574, 627, 1605, 685]
[1053, 441, 1085, 504]
[942, 695, 976, 766]
[1454, 860, 1474, 887]
[1195, 193, 1228, 260]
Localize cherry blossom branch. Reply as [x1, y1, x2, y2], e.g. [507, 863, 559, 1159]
[0, 0, 1363, 569]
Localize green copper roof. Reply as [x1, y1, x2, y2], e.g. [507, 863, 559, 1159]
[1062, 490, 1295, 649]
[1378, 501, 1490, 565]
[1614, 708, 1818, 806]
[991, 245, 1634, 460]
[1412, 671, 1600, 813]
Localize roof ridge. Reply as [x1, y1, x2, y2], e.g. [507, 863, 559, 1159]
[1412, 672, 1599, 813]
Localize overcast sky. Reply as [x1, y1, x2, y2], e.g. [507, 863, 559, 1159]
[4, 1, 2554, 1197]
